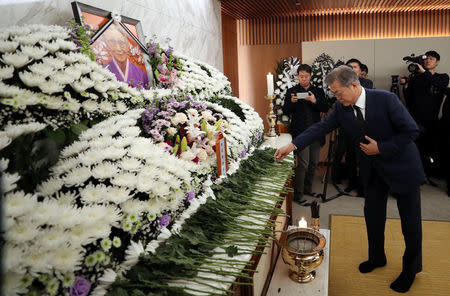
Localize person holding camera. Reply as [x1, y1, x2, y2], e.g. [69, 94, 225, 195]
[400, 50, 449, 184]
[282, 64, 329, 205]
[275, 65, 424, 293]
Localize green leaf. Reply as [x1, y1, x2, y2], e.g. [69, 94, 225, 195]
[226, 245, 239, 257]
[44, 129, 65, 144]
[70, 123, 89, 135]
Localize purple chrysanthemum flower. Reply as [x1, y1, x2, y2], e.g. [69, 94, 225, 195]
[187, 191, 195, 201]
[240, 150, 246, 158]
[158, 215, 170, 227]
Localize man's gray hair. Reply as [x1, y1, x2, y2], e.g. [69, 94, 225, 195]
[325, 65, 360, 87]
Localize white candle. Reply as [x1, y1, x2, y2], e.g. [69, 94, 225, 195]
[298, 217, 307, 228]
[266, 72, 274, 96]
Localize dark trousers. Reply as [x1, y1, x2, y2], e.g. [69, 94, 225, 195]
[364, 172, 422, 274]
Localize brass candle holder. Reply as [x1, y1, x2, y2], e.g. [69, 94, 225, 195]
[265, 95, 278, 137]
[280, 227, 326, 283]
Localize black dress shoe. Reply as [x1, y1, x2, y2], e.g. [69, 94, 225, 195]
[344, 186, 355, 193]
[293, 199, 307, 205]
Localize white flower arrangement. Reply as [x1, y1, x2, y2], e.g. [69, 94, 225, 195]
[1, 24, 268, 296]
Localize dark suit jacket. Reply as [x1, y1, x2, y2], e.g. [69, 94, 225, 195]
[292, 89, 425, 193]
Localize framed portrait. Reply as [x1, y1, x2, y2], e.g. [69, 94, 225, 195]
[71, 1, 153, 88]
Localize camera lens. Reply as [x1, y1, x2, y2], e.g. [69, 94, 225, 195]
[408, 63, 419, 73]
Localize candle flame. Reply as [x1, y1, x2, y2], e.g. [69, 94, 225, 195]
[298, 217, 307, 228]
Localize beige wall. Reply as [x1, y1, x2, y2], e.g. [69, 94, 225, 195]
[237, 43, 302, 132]
[302, 37, 450, 92]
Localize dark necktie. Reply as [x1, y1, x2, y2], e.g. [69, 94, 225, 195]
[353, 105, 366, 134]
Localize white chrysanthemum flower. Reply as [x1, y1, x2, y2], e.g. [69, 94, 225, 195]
[56, 206, 82, 229]
[99, 268, 117, 284]
[43, 95, 64, 109]
[3, 243, 26, 273]
[92, 161, 119, 179]
[3, 272, 28, 295]
[136, 173, 155, 193]
[94, 81, 110, 93]
[64, 65, 82, 81]
[79, 205, 110, 227]
[123, 240, 144, 267]
[18, 70, 46, 87]
[0, 40, 19, 52]
[51, 157, 79, 174]
[79, 149, 105, 166]
[91, 285, 107, 296]
[102, 146, 126, 160]
[116, 101, 128, 113]
[60, 141, 89, 158]
[3, 191, 36, 217]
[54, 190, 77, 205]
[82, 99, 97, 112]
[41, 56, 65, 69]
[90, 71, 105, 82]
[20, 45, 48, 59]
[0, 65, 14, 79]
[107, 186, 133, 204]
[113, 136, 134, 149]
[120, 126, 140, 137]
[139, 165, 159, 176]
[1, 172, 20, 193]
[119, 157, 142, 171]
[52, 245, 84, 273]
[27, 199, 59, 225]
[120, 200, 146, 216]
[110, 172, 137, 188]
[99, 100, 115, 113]
[39, 40, 60, 53]
[52, 70, 76, 85]
[1, 52, 31, 68]
[36, 176, 63, 196]
[64, 166, 91, 186]
[56, 39, 77, 51]
[88, 223, 111, 239]
[145, 240, 160, 254]
[28, 61, 55, 76]
[152, 181, 170, 197]
[39, 227, 67, 250]
[80, 183, 109, 204]
[39, 80, 64, 94]
[128, 144, 153, 159]
[66, 98, 81, 112]
[6, 222, 39, 243]
[180, 150, 195, 161]
[69, 225, 96, 246]
[4, 122, 46, 139]
[73, 62, 92, 74]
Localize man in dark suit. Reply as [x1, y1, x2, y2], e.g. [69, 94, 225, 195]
[275, 65, 424, 293]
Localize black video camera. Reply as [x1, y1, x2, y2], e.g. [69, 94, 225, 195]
[402, 54, 427, 73]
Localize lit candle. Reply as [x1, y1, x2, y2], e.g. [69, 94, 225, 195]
[298, 217, 307, 228]
[266, 72, 274, 96]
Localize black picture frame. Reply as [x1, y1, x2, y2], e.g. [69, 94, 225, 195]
[71, 1, 154, 87]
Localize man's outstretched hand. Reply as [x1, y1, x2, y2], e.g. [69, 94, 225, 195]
[274, 143, 296, 162]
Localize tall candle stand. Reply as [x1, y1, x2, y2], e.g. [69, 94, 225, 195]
[265, 95, 278, 137]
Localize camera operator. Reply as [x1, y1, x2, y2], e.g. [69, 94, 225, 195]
[282, 64, 329, 205]
[400, 50, 449, 184]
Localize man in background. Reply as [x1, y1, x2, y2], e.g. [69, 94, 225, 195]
[400, 50, 449, 185]
[275, 65, 424, 293]
[347, 58, 374, 89]
[360, 63, 369, 79]
[282, 64, 329, 205]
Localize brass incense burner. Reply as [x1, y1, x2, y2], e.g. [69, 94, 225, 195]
[280, 227, 326, 283]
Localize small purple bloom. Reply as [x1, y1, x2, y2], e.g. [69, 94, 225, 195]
[187, 191, 195, 201]
[69, 277, 91, 296]
[240, 150, 246, 158]
[158, 215, 171, 227]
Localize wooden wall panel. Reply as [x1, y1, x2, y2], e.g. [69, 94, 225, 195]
[221, 12, 239, 97]
[237, 9, 450, 45]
